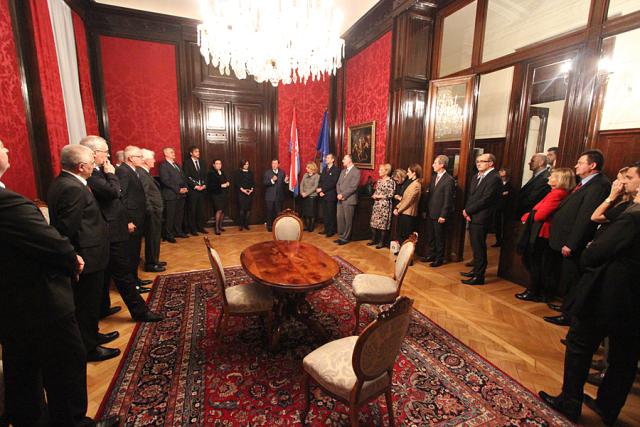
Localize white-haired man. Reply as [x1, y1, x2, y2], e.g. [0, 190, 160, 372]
[138, 149, 166, 272]
[159, 147, 188, 241]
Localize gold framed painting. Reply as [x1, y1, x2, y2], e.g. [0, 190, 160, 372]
[347, 121, 375, 169]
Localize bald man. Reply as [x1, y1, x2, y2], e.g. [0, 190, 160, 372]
[516, 153, 551, 216]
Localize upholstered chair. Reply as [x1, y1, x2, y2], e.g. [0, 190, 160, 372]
[301, 296, 413, 427]
[351, 233, 417, 334]
[204, 237, 274, 340]
[272, 208, 304, 241]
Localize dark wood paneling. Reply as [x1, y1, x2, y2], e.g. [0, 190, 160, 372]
[596, 129, 640, 179]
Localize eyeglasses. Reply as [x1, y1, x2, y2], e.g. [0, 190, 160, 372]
[476, 160, 491, 164]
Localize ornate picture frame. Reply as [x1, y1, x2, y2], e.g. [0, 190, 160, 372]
[347, 121, 375, 169]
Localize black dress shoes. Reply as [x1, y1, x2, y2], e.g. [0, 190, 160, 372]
[422, 255, 436, 262]
[132, 311, 163, 322]
[366, 241, 377, 246]
[198, 229, 209, 234]
[138, 279, 153, 286]
[543, 314, 571, 326]
[325, 233, 335, 237]
[319, 230, 326, 234]
[100, 305, 121, 319]
[159, 261, 167, 266]
[538, 391, 579, 422]
[515, 290, 541, 302]
[97, 331, 119, 345]
[94, 415, 121, 427]
[430, 260, 444, 267]
[464, 260, 474, 267]
[334, 239, 341, 243]
[460, 270, 475, 278]
[175, 233, 189, 238]
[190, 231, 199, 236]
[461, 277, 485, 285]
[87, 346, 121, 362]
[583, 394, 615, 426]
[337, 239, 349, 245]
[165, 237, 177, 243]
[136, 286, 151, 294]
[144, 264, 166, 272]
[548, 302, 563, 312]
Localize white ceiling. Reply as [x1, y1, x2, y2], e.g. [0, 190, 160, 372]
[94, 0, 380, 35]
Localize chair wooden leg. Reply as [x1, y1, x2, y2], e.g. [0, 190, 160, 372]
[301, 372, 310, 425]
[385, 389, 395, 427]
[349, 403, 359, 427]
[353, 302, 362, 335]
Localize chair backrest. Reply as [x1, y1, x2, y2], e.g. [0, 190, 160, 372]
[204, 237, 228, 307]
[352, 296, 413, 381]
[273, 209, 303, 241]
[393, 232, 417, 287]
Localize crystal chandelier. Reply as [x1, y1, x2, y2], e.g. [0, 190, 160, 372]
[435, 88, 465, 140]
[197, 0, 345, 87]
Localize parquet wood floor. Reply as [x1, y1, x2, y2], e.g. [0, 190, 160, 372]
[90, 226, 640, 426]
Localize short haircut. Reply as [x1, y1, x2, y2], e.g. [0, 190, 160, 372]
[344, 154, 352, 162]
[552, 167, 576, 191]
[408, 163, 422, 179]
[499, 167, 511, 177]
[162, 147, 174, 156]
[533, 153, 548, 166]
[306, 162, 318, 173]
[483, 153, 496, 165]
[141, 149, 155, 160]
[239, 159, 249, 168]
[380, 163, 392, 176]
[60, 144, 93, 171]
[618, 166, 629, 176]
[392, 168, 407, 181]
[124, 145, 141, 161]
[188, 145, 199, 154]
[115, 150, 124, 162]
[547, 147, 558, 153]
[79, 135, 107, 151]
[629, 161, 640, 177]
[271, 158, 279, 163]
[435, 154, 449, 167]
[580, 149, 604, 171]
[326, 153, 335, 159]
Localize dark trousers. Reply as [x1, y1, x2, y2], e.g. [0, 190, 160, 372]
[560, 317, 640, 422]
[107, 239, 147, 318]
[560, 255, 581, 313]
[494, 209, 505, 243]
[322, 199, 337, 235]
[74, 271, 104, 352]
[127, 232, 143, 280]
[1, 314, 89, 427]
[523, 238, 560, 298]
[164, 197, 185, 237]
[144, 211, 162, 266]
[186, 190, 206, 232]
[265, 199, 282, 230]
[427, 218, 446, 261]
[469, 222, 490, 278]
[398, 214, 418, 244]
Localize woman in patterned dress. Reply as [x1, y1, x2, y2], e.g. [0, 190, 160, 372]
[368, 163, 395, 248]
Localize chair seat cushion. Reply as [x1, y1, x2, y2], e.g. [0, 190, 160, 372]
[303, 336, 390, 403]
[225, 283, 274, 313]
[352, 274, 399, 303]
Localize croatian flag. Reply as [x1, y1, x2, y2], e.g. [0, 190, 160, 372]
[288, 107, 300, 197]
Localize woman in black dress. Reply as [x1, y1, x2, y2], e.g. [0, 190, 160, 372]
[233, 159, 254, 230]
[207, 159, 230, 235]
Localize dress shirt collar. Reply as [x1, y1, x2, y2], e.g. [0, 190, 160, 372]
[273, 168, 278, 174]
[346, 165, 353, 173]
[0, 180, 5, 189]
[479, 167, 494, 178]
[62, 170, 87, 186]
[579, 172, 599, 186]
[437, 170, 446, 178]
[140, 165, 150, 173]
[533, 168, 546, 178]
[125, 162, 138, 175]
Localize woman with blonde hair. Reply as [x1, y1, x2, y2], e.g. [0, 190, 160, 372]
[516, 167, 575, 302]
[367, 163, 396, 248]
[299, 162, 320, 231]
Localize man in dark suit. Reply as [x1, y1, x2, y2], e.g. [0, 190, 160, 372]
[81, 137, 162, 324]
[424, 154, 455, 267]
[316, 153, 339, 237]
[139, 149, 166, 274]
[493, 167, 513, 247]
[335, 154, 361, 245]
[516, 153, 550, 217]
[263, 159, 288, 231]
[461, 153, 502, 285]
[159, 147, 189, 240]
[0, 140, 119, 427]
[47, 145, 119, 362]
[116, 146, 152, 293]
[539, 166, 640, 425]
[544, 149, 611, 326]
[183, 145, 208, 235]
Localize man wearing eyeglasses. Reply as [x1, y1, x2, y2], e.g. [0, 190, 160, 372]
[460, 153, 502, 285]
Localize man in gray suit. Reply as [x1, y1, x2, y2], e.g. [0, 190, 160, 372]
[335, 154, 361, 245]
[138, 149, 166, 273]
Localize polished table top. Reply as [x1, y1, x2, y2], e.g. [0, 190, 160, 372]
[240, 241, 339, 291]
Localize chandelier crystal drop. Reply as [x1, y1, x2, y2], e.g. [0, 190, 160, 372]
[197, 0, 345, 87]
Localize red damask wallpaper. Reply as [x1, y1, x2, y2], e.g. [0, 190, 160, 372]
[72, 11, 98, 135]
[30, 0, 69, 175]
[277, 77, 330, 180]
[344, 32, 392, 183]
[100, 36, 181, 165]
[0, 0, 37, 198]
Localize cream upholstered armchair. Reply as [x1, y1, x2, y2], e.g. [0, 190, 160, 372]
[352, 233, 417, 334]
[301, 296, 413, 426]
[272, 209, 304, 241]
[204, 237, 274, 340]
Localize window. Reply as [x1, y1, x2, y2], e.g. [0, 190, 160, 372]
[608, 0, 640, 19]
[475, 67, 514, 139]
[439, 1, 476, 76]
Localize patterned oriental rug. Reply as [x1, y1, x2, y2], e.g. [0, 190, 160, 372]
[97, 257, 572, 426]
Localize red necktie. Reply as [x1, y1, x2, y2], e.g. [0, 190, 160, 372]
[572, 183, 582, 193]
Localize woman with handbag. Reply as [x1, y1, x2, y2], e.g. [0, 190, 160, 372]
[515, 167, 575, 302]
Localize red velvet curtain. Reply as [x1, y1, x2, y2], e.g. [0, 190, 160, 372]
[29, 0, 69, 175]
[277, 77, 330, 179]
[100, 36, 181, 164]
[0, 0, 38, 198]
[344, 32, 392, 183]
[72, 11, 99, 135]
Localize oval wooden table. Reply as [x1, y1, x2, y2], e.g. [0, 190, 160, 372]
[240, 241, 340, 349]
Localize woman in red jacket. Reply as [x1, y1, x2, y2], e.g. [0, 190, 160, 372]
[516, 168, 576, 302]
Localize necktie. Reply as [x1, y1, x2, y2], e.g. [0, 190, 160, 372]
[572, 183, 582, 193]
[435, 174, 441, 186]
[195, 160, 200, 172]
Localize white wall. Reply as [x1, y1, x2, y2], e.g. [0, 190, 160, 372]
[475, 67, 514, 139]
